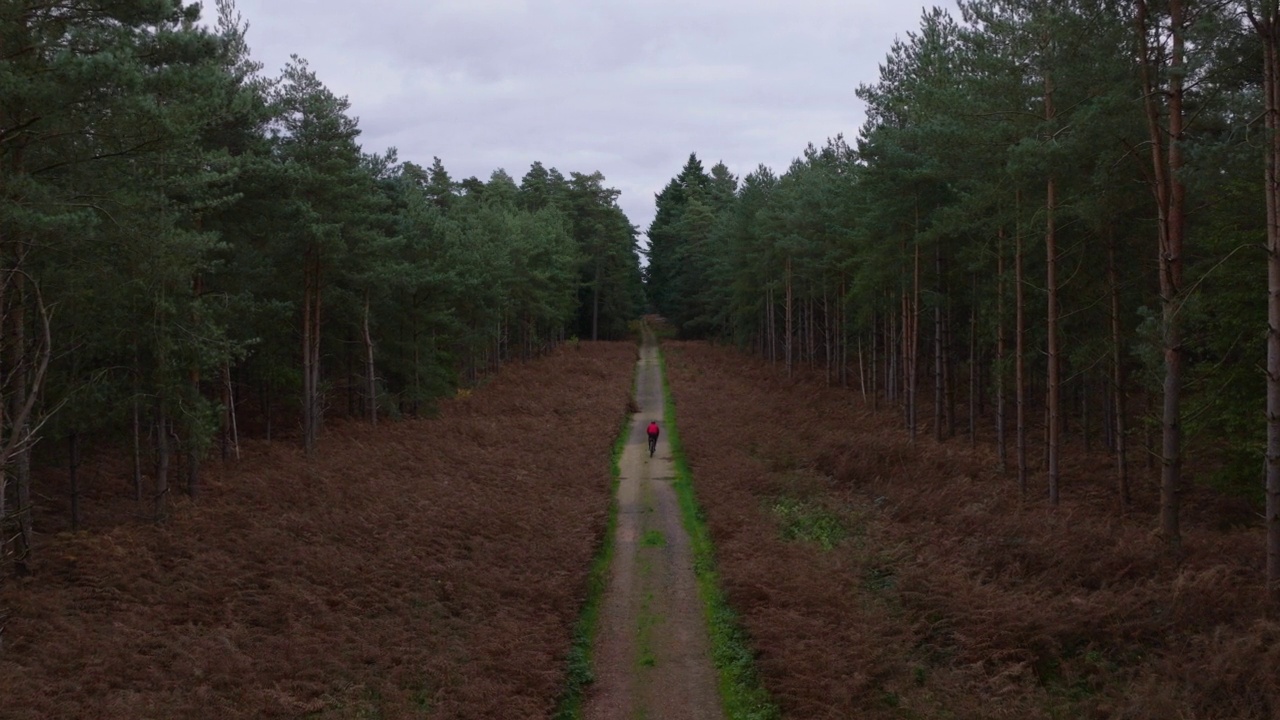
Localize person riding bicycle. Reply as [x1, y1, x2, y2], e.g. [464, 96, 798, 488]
[646, 421, 660, 457]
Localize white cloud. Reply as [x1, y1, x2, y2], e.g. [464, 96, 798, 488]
[210, 0, 956, 237]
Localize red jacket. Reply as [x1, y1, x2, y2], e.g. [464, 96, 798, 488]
[646, 422, 660, 437]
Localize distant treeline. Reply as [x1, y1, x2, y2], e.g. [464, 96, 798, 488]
[643, 1, 1280, 596]
[0, 0, 642, 567]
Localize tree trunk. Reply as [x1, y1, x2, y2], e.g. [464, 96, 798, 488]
[1016, 191, 1029, 496]
[186, 443, 200, 501]
[785, 257, 794, 377]
[8, 273, 32, 573]
[824, 290, 832, 385]
[132, 389, 143, 502]
[872, 310, 880, 411]
[807, 295, 816, 368]
[888, 299, 897, 404]
[998, 227, 1008, 471]
[363, 291, 377, 426]
[188, 380, 200, 500]
[934, 244, 944, 443]
[762, 285, 773, 363]
[264, 382, 273, 443]
[592, 261, 601, 342]
[224, 362, 239, 460]
[1046, 75, 1062, 507]
[302, 248, 323, 455]
[946, 297, 956, 438]
[858, 335, 867, 402]
[155, 406, 170, 522]
[1138, 0, 1186, 548]
[346, 329, 356, 418]
[1250, 0, 1280, 601]
[0, 265, 6, 577]
[969, 275, 978, 447]
[302, 250, 316, 455]
[909, 241, 922, 440]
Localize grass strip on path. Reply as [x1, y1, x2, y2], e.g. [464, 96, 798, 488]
[553, 383, 633, 719]
[658, 349, 781, 720]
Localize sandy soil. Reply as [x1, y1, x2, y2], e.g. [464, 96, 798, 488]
[582, 328, 724, 720]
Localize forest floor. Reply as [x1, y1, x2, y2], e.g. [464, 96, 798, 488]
[0, 341, 637, 720]
[581, 325, 723, 719]
[4, 336, 1279, 719]
[661, 340, 1280, 720]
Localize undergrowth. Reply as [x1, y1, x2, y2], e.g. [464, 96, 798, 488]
[552, 389, 633, 719]
[771, 497, 846, 550]
[659, 349, 781, 720]
[661, 340, 1280, 719]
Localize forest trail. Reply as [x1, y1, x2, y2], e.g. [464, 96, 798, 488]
[582, 326, 724, 719]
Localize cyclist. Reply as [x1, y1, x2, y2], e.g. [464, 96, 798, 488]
[646, 421, 660, 457]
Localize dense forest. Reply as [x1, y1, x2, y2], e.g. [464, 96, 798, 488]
[0, 0, 643, 571]
[644, 0, 1280, 600]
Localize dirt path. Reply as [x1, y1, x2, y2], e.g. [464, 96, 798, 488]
[582, 328, 725, 720]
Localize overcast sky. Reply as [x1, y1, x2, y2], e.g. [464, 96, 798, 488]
[214, 0, 957, 240]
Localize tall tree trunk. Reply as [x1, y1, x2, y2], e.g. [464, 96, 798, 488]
[8, 272, 31, 573]
[1016, 191, 1029, 496]
[591, 261, 601, 342]
[0, 267, 8, 574]
[1251, 0, 1280, 601]
[807, 295, 816, 367]
[934, 244, 944, 443]
[970, 275, 978, 447]
[888, 298, 897, 404]
[413, 293, 422, 412]
[155, 406, 170, 522]
[187, 274, 203, 499]
[132, 377, 143, 502]
[224, 362, 239, 460]
[785, 257, 794, 377]
[909, 242, 922, 440]
[363, 290, 377, 426]
[1138, 0, 1186, 548]
[824, 290, 832, 385]
[946, 297, 956, 438]
[858, 335, 867, 402]
[302, 249, 323, 455]
[998, 227, 1008, 471]
[767, 285, 776, 365]
[840, 278, 849, 388]
[188, 371, 200, 500]
[1082, 379, 1092, 452]
[346, 329, 355, 417]
[186, 440, 200, 500]
[1046, 74, 1062, 507]
[302, 250, 316, 455]
[872, 310, 880, 411]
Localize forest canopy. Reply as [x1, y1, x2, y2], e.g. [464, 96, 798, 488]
[642, 0, 1280, 594]
[0, 0, 643, 566]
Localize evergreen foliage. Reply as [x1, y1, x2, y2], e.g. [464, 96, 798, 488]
[642, 1, 1273, 555]
[0, 0, 643, 562]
